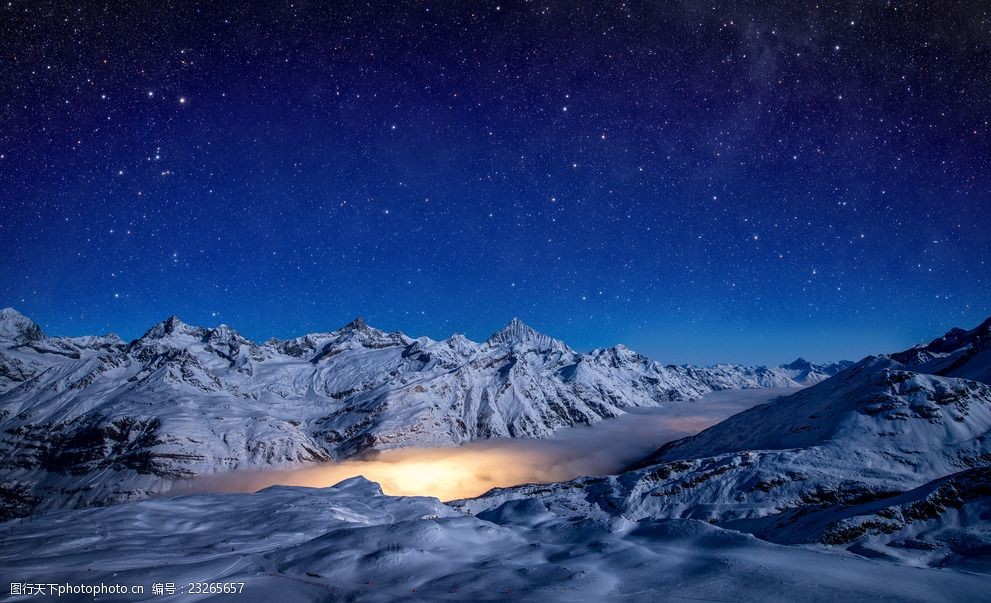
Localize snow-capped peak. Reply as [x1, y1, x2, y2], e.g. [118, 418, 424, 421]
[206, 323, 247, 344]
[341, 316, 369, 332]
[446, 332, 471, 346]
[888, 316, 991, 384]
[484, 318, 573, 354]
[442, 332, 479, 356]
[0, 307, 45, 344]
[306, 317, 412, 359]
[781, 357, 812, 370]
[139, 315, 205, 341]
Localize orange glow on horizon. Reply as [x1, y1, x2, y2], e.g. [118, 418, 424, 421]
[176, 389, 786, 501]
[181, 444, 587, 501]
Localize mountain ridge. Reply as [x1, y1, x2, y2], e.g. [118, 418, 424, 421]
[0, 308, 848, 518]
[453, 316, 991, 568]
[0, 307, 853, 372]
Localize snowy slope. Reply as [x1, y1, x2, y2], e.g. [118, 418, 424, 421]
[1, 477, 987, 603]
[640, 355, 991, 470]
[0, 309, 842, 518]
[0, 308, 124, 395]
[3, 315, 990, 600]
[454, 319, 991, 556]
[724, 466, 991, 571]
[890, 316, 991, 384]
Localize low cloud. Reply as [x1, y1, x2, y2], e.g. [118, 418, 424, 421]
[176, 389, 785, 501]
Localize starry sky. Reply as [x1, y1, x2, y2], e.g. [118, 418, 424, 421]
[1, 1, 989, 365]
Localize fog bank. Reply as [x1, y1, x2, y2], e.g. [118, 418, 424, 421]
[177, 388, 790, 501]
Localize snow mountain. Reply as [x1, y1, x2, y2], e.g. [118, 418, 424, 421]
[3, 312, 989, 596]
[0, 309, 840, 518]
[0, 308, 124, 394]
[454, 317, 991, 570]
[890, 316, 991, 383]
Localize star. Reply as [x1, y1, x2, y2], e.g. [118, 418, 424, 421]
[0, 0, 983, 366]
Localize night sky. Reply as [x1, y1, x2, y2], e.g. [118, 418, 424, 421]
[1, 2, 989, 365]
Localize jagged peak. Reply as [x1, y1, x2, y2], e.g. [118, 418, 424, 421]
[402, 336, 434, 353]
[942, 316, 991, 338]
[341, 316, 368, 331]
[305, 317, 412, 359]
[488, 317, 534, 341]
[444, 332, 479, 356]
[890, 315, 991, 364]
[0, 307, 28, 320]
[333, 316, 400, 341]
[782, 357, 812, 370]
[448, 332, 471, 344]
[0, 307, 45, 343]
[587, 344, 653, 369]
[934, 316, 990, 342]
[485, 318, 572, 354]
[592, 343, 641, 358]
[61, 333, 126, 350]
[139, 315, 204, 340]
[264, 317, 402, 358]
[206, 323, 250, 346]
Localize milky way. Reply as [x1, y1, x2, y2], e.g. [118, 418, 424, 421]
[1, 2, 989, 364]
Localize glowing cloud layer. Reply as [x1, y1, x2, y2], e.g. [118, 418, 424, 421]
[180, 389, 787, 500]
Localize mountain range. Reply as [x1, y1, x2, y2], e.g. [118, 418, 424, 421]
[1, 310, 990, 599]
[0, 308, 848, 518]
[453, 316, 991, 571]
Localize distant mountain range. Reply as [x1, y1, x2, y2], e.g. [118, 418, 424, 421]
[3, 313, 990, 599]
[0, 308, 848, 518]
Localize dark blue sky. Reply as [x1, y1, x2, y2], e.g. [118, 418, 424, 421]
[1, 1, 989, 364]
